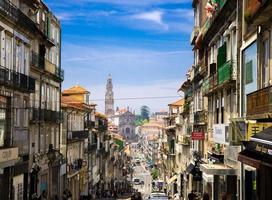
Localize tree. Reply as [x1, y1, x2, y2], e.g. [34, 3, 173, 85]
[141, 105, 150, 121]
[151, 168, 158, 180]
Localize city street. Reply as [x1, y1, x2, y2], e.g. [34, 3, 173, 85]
[130, 145, 152, 200]
[132, 163, 152, 199]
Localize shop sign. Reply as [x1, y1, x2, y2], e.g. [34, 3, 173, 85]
[213, 124, 227, 144]
[191, 132, 205, 140]
[0, 147, 18, 163]
[247, 122, 272, 140]
[255, 144, 272, 156]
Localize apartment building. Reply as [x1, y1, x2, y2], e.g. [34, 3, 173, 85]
[237, 1, 272, 200]
[0, 0, 62, 199]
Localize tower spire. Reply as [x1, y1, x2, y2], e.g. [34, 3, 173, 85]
[105, 75, 114, 116]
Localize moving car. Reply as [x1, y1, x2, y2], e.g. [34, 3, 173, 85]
[133, 178, 141, 185]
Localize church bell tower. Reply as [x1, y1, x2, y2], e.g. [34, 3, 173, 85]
[105, 74, 114, 116]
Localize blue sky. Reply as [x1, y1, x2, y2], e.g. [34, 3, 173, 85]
[44, 0, 193, 113]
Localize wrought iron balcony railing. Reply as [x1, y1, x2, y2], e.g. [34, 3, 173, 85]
[0, 66, 35, 93]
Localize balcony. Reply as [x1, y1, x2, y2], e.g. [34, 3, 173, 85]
[194, 111, 207, 125]
[190, 27, 199, 45]
[85, 120, 96, 128]
[247, 85, 272, 119]
[71, 130, 89, 140]
[202, 78, 210, 95]
[201, 0, 236, 44]
[208, 72, 218, 92]
[96, 147, 106, 156]
[31, 51, 45, 70]
[0, 147, 19, 168]
[31, 108, 60, 123]
[193, 65, 201, 80]
[185, 87, 193, 99]
[0, 0, 18, 21]
[17, 9, 37, 34]
[45, 59, 64, 81]
[86, 143, 97, 153]
[218, 61, 233, 85]
[0, 66, 35, 93]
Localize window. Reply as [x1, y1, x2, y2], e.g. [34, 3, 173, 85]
[36, 10, 40, 24]
[0, 108, 5, 147]
[24, 46, 29, 75]
[262, 38, 269, 88]
[5, 35, 12, 70]
[34, 127, 39, 153]
[14, 96, 20, 127]
[23, 99, 28, 127]
[221, 93, 224, 124]
[51, 127, 54, 147]
[40, 127, 45, 153]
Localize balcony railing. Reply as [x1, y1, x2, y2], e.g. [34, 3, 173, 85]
[45, 59, 64, 81]
[201, 0, 235, 43]
[247, 85, 272, 118]
[218, 61, 233, 84]
[185, 88, 193, 99]
[0, 66, 35, 93]
[71, 130, 89, 140]
[208, 72, 218, 91]
[190, 26, 199, 45]
[85, 120, 96, 128]
[194, 111, 207, 125]
[202, 78, 210, 95]
[30, 108, 61, 123]
[0, 0, 18, 21]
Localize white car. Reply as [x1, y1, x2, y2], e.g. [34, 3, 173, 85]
[149, 192, 169, 199]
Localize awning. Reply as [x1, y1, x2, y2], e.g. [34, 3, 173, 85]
[202, 172, 214, 183]
[238, 127, 272, 169]
[166, 175, 177, 185]
[186, 163, 195, 174]
[200, 164, 237, 176]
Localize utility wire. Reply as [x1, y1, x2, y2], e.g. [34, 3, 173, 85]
[91, 96, 181, 102]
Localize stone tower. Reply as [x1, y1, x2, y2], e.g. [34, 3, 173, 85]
[105, 74, 115, 116]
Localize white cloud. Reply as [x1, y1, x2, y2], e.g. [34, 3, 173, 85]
[132, 10, 168, 30]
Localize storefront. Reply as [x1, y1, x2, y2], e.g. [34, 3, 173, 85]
[238, 127, 272, 200]
[200, 164, 237, 200]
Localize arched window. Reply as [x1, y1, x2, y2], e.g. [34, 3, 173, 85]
[126, 127, 130, 134]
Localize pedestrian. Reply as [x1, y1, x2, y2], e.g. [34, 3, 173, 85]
[188, 190, 196, 200]
[202, 193, 209, 200]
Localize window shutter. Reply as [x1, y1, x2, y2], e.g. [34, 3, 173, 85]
[245, 60, 253, 84]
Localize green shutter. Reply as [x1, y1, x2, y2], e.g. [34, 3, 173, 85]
[47, 15, 51, 38]
[245, 60, 253, 84]
[217, 42, 227, 69]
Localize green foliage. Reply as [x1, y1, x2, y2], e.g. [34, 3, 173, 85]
[140, 105, 150, 121]
[151, 168, 159, 180]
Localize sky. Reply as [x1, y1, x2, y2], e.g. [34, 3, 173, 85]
[44, 0, 194, 113]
